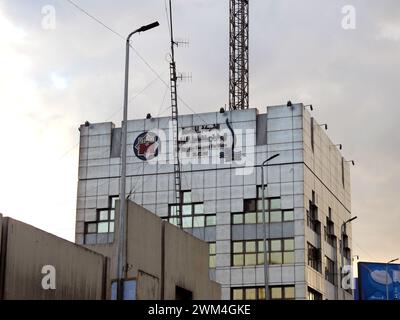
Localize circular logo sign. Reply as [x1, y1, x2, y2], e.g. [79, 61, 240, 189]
[133, 131, 160, 161]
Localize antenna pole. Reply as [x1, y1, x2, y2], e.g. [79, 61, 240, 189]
[229, 0, 249, 110]
[168, 0, 183, 229]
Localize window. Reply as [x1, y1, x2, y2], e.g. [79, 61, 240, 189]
[209, 242, 216, 268]
[232, 188, 294, 225]
[84, 196, 116, 243]
[342, 234, 351, 260]
[308, 287, 323, 300]
[232, 238, 295, 266]
[307, 191, 321, 234]
[270, 286, 295, 300]
[232, 286, 295, 300]
[325, 256, 336, 285]
[307, 242, 321, 272]
[325, 210, 337, 247]
[232, 287, 265, 300]
[166, 191, 216, 228]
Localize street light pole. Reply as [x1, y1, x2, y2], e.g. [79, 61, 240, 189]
[117, 21, 160, 300]
[340, 216, 357, 300]
[261, 153, 280, 300]
[386, 258, 399, 300]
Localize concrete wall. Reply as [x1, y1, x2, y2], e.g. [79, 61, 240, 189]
[0, 216, 107, 300]
[164, 222, 221, 299]
[85, 200, 220, 300]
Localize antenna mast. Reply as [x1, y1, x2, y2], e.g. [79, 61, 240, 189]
[168, 0, 183, 228]
[229, 0, 249, 110]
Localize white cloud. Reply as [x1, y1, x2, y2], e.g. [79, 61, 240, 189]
[50, 73, 69, 90]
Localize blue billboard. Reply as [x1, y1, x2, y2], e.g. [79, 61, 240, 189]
[358, 262, 400, 300]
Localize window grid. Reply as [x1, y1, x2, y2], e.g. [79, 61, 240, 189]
[84, 196, 117, 237]
[232, 187, 294, 225]
[209, 242, 216, 268]
[231, 238, 295, 266]
[232, 286, 295, 300]
[166, 191, 216, 228]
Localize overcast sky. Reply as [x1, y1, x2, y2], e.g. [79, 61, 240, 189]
[0, 0, 399, 263]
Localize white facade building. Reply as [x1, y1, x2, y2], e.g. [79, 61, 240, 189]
[75, 103, 354, 300]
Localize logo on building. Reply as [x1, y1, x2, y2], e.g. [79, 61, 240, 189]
[134, 131, 160, 161]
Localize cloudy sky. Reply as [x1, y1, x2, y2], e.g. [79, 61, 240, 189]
[0, 0, 399, 264]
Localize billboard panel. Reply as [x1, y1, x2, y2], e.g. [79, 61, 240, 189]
[358, 262, 400, 300]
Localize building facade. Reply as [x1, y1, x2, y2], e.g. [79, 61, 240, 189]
[75, 103, 354, 300]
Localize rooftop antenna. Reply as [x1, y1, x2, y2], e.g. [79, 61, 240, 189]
[229, 0, 249, 110]
[168, 0, 183, 229]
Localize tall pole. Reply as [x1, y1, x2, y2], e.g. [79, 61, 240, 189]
[340, 216, 357, 300]
[117, 22, 159, 300]
[261, 153, 279, 300]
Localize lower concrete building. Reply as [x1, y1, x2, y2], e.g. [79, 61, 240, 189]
[0, 214, 107, 300]
[85, 200, 221, 300]
[0, 204, 220, 300]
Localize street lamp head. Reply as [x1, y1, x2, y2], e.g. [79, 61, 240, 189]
[136, 21, 160, 33]
[347, 216, 358, 224]
[264, 153, 280, 165]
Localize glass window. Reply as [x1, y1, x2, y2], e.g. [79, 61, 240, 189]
[110, 210, 115, 220]
[98, 222, 109, 233]
[206, 215, 216, 226]
[245, 288, 256, 300]
[270, 211, 282, 223]
[109, 222, 115, 233]
[271, 287, 282, 299]
[270, 240, 282, 251]
[170, 205, 178, 216]
[194, 204, 204, 214]
[257, 212, 269, 223]
[182, 205, 192, 216]
[257, 253, 264, 264]
[246, 241, 256, 253]
[183, 191, 191, 203]
[99, 210, 109, 221]
[111, 197, 117, 209]
[232, 289, 243, 300]
[257, 186, 267, 198]
[283, 210, 294, 221]
[258, 288, 266, 300]
[285, 287, 295, 299]
[284, 239, 295, 251]
[169, 217, 179, 226]
[233, 214, 243, 224]
[233, 242, 243, 253]
[244, 199, 256, 212]
[182, 217, 192, 228]
[245, 253, 257, 265]
[270, 252, 282, 264]
[87, 223, 97, 234]
[209, 255, 216, 268]
[244, 212, 257, 224]
[233, 254, 244, 266]
[257, 199, 269, 210]
[258, 240, 266, 252]
[193, 216, 205, 228]
[270, 198, 281, 210]
[209, 243, 216, 255]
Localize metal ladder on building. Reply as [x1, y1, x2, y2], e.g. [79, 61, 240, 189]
[169, 59, 183, 227]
